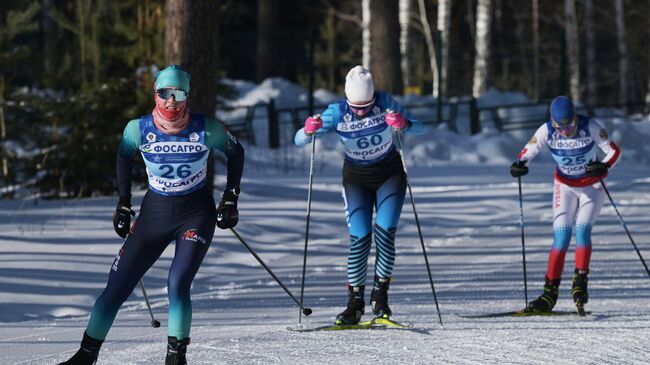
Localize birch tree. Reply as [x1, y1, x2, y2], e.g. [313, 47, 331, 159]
[472, 0, 493, 97]
[564, 0, 580, 102]
[584, 0, 596, 105]
[615, 0, 628, 108]
[362, 0, 371, 68]
[399, 0, 412, 87]
[416, 0, 438, 97]
[437, 0, 451, 97]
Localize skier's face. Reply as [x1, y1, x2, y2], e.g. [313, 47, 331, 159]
[154, 88, 188, 120]
[347, 98, 375, 117]
[552, 116, 577, 137]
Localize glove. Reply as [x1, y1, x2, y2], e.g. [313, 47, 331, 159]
[113, 196, 135, 238]
[585, 161, 608, 178]
[216, 189, 239, 229]
[385, 109, 407, 129]
[510, 160, 529, 177]
[303, 114, 322, 135]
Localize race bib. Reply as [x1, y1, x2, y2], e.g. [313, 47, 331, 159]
[336, 112, 393, 163]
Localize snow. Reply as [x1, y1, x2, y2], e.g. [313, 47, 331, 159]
[2, 80, 650, 364]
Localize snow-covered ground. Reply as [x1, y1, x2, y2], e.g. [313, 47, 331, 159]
[2, 80, 650, 364]
[2, 159, 650, 364]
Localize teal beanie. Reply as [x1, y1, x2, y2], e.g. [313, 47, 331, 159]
[154, 64, 191, 93]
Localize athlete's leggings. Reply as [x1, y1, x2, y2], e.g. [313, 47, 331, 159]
[547, 180, 605, 281]
[86, 188, 216, 340]
[342, 173, 407, 287]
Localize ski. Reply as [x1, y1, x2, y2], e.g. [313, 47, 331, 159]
[286, 323, 382, 332]
[287, 317, 414, 332]
[461, 309, 592, 318]
[362, 317, 414, 328]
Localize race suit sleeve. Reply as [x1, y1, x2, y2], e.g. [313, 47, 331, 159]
[589, 120, 621, 168]
[378, 93, 424, 135]
[294, 103, 339, 146]
[205, 118, 245, 191]
[517, 124, 548, 164]
[116, 119, 141, 198]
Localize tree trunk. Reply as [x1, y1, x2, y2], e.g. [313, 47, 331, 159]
[362, 0, 371, 69]
[165, 0, 219, 189]
[615, 0, 628, 108]
[325, 7, 336, 91]
[41, 0, 57, 78]
[584, 0, 596, 105]
[647, 0, 650, 110]
[256, 0, 279, 82]
[437, 0, 451, 98]
[417, 0, 437, 97]
[77, 1, 87, 88]
[564, 0, 580, 102]
[0, 74, 7, 179]
[370, 0, 403, 94]
[165, 0, 219, 117]
[399, 0, 411, 87]
[532, 0, 540, 101]
[466, 0, 475, 43]
[472, 0, 493, 98]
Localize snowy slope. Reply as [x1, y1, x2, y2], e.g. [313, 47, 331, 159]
[1, 159, 650, 364]
[2, 79, 650, 364]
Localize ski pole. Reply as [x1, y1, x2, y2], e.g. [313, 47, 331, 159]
[517, 176, 529, 305]
[229, 228, 313, 315]
[394, 131, 444, 327]
[139, 279, 161, 328]
[600, 179, 650, 279]
[123, 230, 161, 328]
[298, 133, 317, 324]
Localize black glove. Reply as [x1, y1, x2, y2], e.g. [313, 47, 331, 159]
[510, 160, 529, 177]
[216, 188, 239, 229]
[113, 196, 135, 238]
[585, 161, 608, 178]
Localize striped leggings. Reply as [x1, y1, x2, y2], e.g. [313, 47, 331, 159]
[342, 174, 406, 286]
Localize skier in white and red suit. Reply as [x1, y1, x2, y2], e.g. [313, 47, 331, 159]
[510, 95, 621, 312]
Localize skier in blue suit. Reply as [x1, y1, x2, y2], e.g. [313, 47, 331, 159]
[295, 65, 423, 324]
[59, 65, 244, 365]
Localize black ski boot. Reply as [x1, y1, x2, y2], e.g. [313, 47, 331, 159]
[370, 276, 392, 318]
[58, 332, 103, 365]
[527, 277, 560, 312]
[335, 285, 365, 325]
[572, 269, 589, 305]
[165, 336, 190, 365]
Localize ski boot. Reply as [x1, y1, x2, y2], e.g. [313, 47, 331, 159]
[335, 285, 365, 325]
[527, 277, 560, 312]
[370, 276, 392, 319]
[58, 332, 103, 365]
[572, 269, 589, 315]
[165, 337, 190, 365]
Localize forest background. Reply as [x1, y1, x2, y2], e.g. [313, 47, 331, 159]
[1, 0, 648, 197]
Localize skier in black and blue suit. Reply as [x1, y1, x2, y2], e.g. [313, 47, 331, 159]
[60, 65, 244, 365]
[295, 65, 423, 325]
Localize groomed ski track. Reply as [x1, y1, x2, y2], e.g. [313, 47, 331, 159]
[1, 164, 650, 364]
